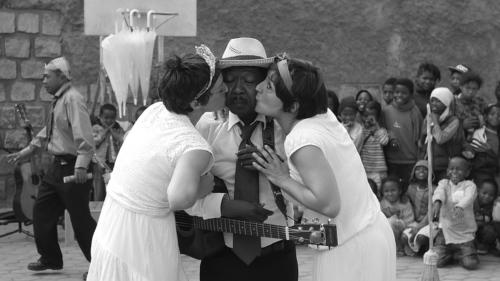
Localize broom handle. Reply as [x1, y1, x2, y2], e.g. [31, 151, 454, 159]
[426, 104, 434, 249]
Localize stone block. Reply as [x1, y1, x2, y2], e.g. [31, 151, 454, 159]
[42, 12, 62, 35]
[0, 151, 15, 176]
[21, 60, 45, 79]
[4, 129, 29, 150]
[11, 81, 36, 101]
[5, 37, 30, 58]
[0, 106, 16, 129]
[34, 37, 61, 58]
[39, 86, 53, 101]
[24, 105, 46, 128]
[0, 11, 15, 33]
[0, 59, 17, 79]
[17, 13, 39, 33]
[0, 84, 5, 102]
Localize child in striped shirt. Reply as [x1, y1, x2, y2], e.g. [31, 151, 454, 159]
[360, 100, 389, 190]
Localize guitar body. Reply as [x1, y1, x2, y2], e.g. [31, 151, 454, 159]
[13, 161, 40, 222]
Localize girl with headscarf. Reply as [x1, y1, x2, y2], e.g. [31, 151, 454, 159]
[420, 87, 463, 181]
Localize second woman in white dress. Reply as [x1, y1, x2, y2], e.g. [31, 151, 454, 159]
[252, 56, 396, 281]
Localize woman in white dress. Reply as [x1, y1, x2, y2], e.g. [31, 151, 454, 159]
[87, 45, 228, 281]
[251, 56, 396, 281]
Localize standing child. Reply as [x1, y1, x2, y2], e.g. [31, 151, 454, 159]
[382, 77, 397, 108]
[383, 78, 423, 187]
[339, 96, 363, 150]
[414, 62, 441, 117]
[359, 100, 389, 189]
[447, 64, 471, 96]
[92, 104, 125, 200]
[474, 179, 500, 255]
[401, 160, 436, 256]
[421, 88, 462, 180]
[455, 72, 486, 143]
[464, 105, 499, 183]
[432, 157, 479, 270]
[380, 176, 415, 256]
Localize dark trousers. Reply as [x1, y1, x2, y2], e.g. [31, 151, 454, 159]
[33, 156, 96, 266]
[434, 231, 479, 270]
[476, 222, 500, 248]
[200, 241, 298, 281]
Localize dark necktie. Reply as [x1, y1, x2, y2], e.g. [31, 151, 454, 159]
[233, 121, 261, 265]
[45, 97, 59, 150]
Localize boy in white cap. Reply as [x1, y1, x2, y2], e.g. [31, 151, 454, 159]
[194, 38, 298, 281]
[448, 64, 471, 96]
[7, 57, 96, 278]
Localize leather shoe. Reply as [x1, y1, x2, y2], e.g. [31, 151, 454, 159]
[27, 260, 63, 271]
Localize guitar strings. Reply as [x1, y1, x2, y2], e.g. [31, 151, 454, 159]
[174, 217, 312, 233]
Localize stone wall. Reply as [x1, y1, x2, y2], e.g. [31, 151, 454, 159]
[1, 0, 500, 206]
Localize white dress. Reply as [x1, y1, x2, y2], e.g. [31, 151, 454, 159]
[87, 102, 214, 281]
[285, 110, 396, 281]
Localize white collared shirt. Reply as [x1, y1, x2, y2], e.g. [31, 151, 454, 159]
[191, 112, 293, 248]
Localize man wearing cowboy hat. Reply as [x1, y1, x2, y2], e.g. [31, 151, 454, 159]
[195, 38, 298, 281]
[7, 57, 96, 276]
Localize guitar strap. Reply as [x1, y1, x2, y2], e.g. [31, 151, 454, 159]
[262, 117, 289, 225]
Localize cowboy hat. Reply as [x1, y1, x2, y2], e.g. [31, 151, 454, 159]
[219, 37, 274, 69]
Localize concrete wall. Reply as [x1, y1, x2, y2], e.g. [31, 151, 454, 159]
[1, 0, 499, 205]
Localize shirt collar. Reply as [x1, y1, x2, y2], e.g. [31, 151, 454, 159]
[227, 111, 267, 131]
[53, 82, 71, 99]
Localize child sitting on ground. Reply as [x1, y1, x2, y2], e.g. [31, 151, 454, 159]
[380, 176, 415, 256]
[432, 156, 479, 270]
[474, 179, 500, 256]
[359, 100, 389, 189]
[401, 160, 436, 256]
[339, 96, 363, 150]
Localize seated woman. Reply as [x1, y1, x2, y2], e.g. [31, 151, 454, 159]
[252, 56, 396, 281]
[87, 45, 228, 281]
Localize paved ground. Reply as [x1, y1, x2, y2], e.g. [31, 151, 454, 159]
[1, 223, 500, 281]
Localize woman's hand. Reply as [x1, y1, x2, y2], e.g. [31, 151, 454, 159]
[251, 145, 289, 187]
[471, 139, 491, 153]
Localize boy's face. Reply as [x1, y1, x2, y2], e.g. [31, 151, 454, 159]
[100, 109, 117, 127]
[340, 107, 357, 126]
[450, 72, 462, 92]
[416, 71, 437, 92]
[382, 84, 394, 104]
[447, 157, 470, 184]
[356, 92, 371, 112]
[430, 97, 446, 115]
[382, 181, 400, 203]
[478, 182, 496, 206]
[460, 81, 479, 100]
[486, 106, 500, 128]
[414, 166, 428, 181]
[393, 85, 412, 107]
[362, 108, 378, 128]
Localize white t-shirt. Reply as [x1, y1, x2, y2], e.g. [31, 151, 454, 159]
[285, 110, 381, 245]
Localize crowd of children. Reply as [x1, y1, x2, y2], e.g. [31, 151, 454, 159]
[329, 62, 500, 270]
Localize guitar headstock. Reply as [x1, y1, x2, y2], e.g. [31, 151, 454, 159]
[15, 103, 31, 128]
[289, 223, 338, 248]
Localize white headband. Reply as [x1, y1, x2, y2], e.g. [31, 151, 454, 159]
[194, 44, 216, 100]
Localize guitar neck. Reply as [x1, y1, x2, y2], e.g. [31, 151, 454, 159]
[192, 216, 288, 240]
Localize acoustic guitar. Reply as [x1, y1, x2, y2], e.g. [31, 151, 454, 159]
[175, 211, 338, 259]
[12, 104, 41, 222]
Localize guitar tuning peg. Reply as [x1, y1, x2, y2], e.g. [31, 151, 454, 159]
[327, 218, 332, 224]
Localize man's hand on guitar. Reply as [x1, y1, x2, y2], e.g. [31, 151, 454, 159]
[6, 146, 33, 165]
[221, 199, 273, 222]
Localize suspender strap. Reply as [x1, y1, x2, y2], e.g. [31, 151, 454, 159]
[262, 117, 289, 224]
